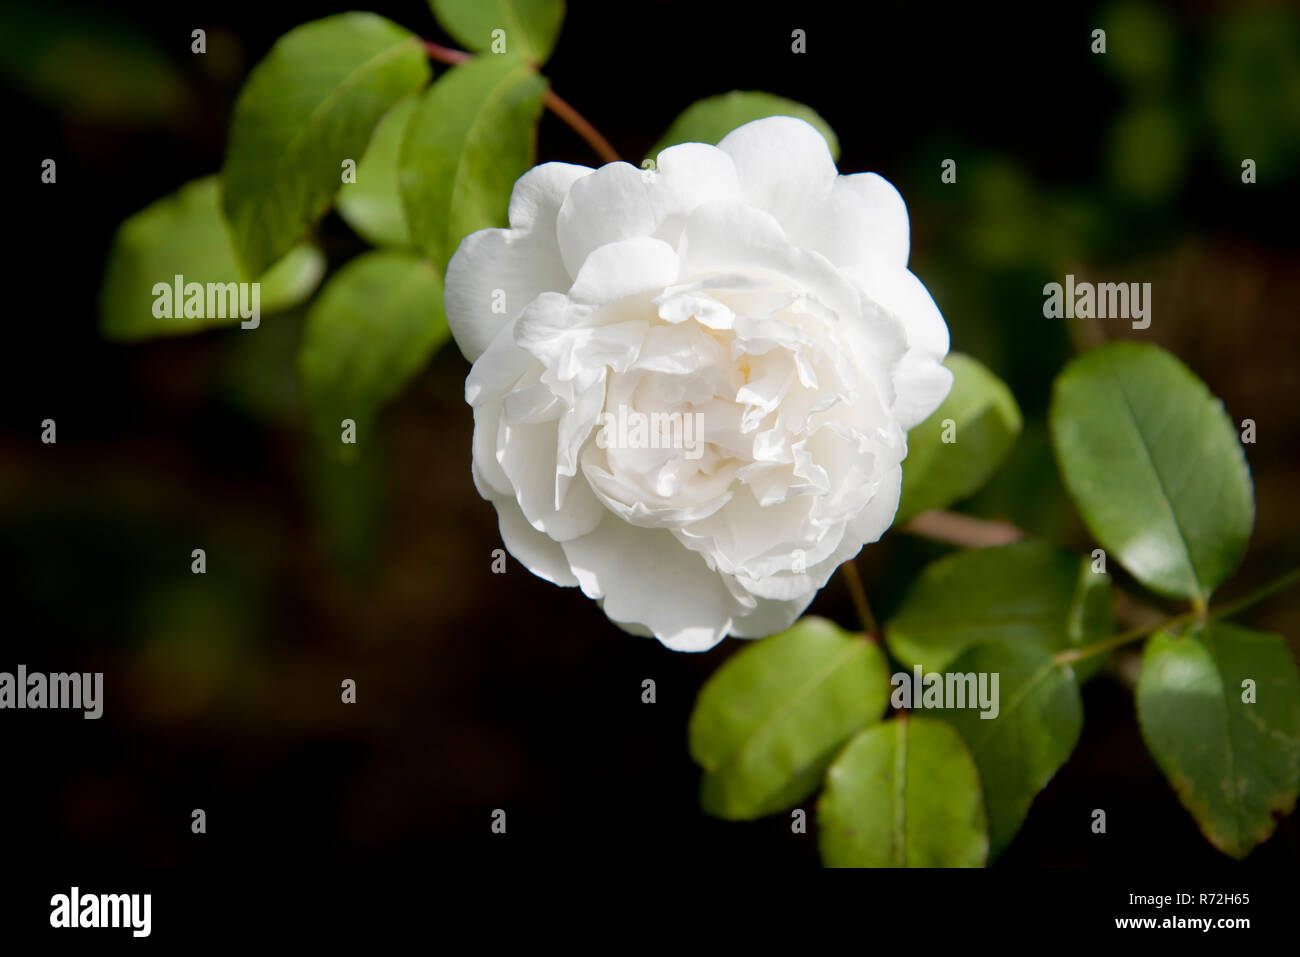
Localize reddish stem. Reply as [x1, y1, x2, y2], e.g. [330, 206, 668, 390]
[421, 40, 470, 65]
[420, 40, 621, 165]
[541, 88, 621, 164]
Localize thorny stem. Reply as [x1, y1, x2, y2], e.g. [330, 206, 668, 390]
[420, 39, 622, 165]
[839, 560, 879, 639]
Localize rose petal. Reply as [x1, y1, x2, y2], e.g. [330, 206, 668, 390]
[729, 592, 813, 638]
[849, 263, 950, 360]
[498, 418, 605, 541]
[445, 163, 590, 362]
[569, 237, 681, 304]
[892, 353, 954, 431]
[492, 492, 580, 587]
[718, 116, 838, 233]
[803, 172, 910, 271]
[561, 515, 740, 651]
[555, 146, 742, 277]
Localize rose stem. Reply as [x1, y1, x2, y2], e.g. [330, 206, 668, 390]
[906, 509, 1300, 661]
[420, 40, 622, 165]
[901, 509, 1023, 548]
[839, 560, 879, 640]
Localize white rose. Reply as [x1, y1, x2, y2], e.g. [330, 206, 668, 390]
[445, 116, 951, 651]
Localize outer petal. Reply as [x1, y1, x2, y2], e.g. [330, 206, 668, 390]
[507, 161, 592, 232]
[719, 117, 909, 273]
[717, 117, 838, 233]
[498, 418, 606, 541]
[492, 492, 580, 587]
[561, 516, 740, 651]
[470, 398, 512, 496]
[555, 145, 742, 277]
[444, 163, 590, 362]
[729, 590, 813, 638]
[809, 172, 910, 271]
[892, 353, 953, 431]
[849, 263, 950, 359]
[848, 463, 903, 544]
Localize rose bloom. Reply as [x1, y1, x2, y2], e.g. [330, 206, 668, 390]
[445, 117, 951, 651]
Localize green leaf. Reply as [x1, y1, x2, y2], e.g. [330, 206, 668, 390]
[429, 0, 565, 65]
[221, 12, 431, 276]
[936, 642, 1083, 857]
[336, 93, 419, 247]
[649, 91, 840, 162]
[399, 54, 547, 271]
[100, 177, 325, 341]
[0, 4, 193, 124]
[1068, 553, 1114, 674]
[1050, 342, 1254, 602]
[298, 250, 448, 456]
[818, 717, 988, 867]
[896, 353, 1022, 524]
[688, 617, 890, 821]
[885, 541, 1112, 681]
[1137, 622, 1300, 859]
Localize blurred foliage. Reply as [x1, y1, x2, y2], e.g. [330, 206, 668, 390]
[1203, 4, 1300, 176]
[908, 0, 1300, 540]
[100, 177, 325, 340]
[0, 1, 195, 124]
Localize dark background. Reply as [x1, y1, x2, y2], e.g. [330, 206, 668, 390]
[2, 0, 1298, 879]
